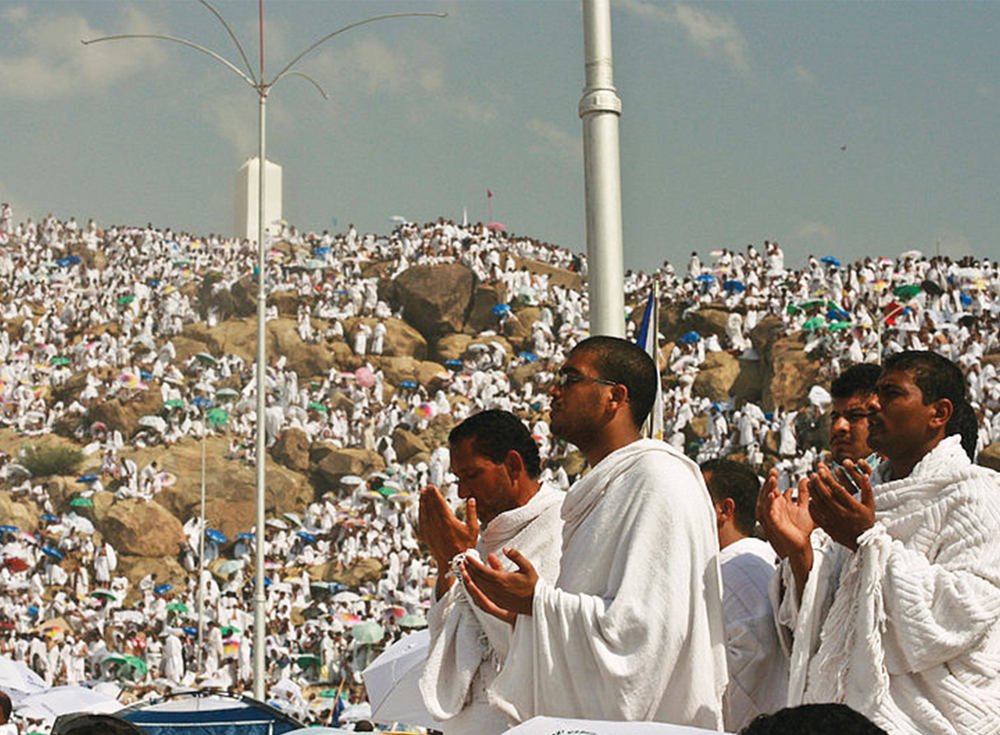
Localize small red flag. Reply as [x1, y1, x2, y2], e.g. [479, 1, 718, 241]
[487, 189, 493, 198]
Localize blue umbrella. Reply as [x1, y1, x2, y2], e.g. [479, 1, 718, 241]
[205, 529, 227, 544]
[399, 380, 418, 389]
[76, 474, 99, 484]
[678, 331, 702, 345]
[42, 547, 63, 561]
[148, 278, 161, 288]
[826, 308, 851, 322]
[182, 626, 198, 636]
[139, 369, 153, 381]
[0, 525, 19, 533]
[722, 280, 746, 293]
[40, 514, 59, 522]
[192, 396, 213, 409]
[444, 359, 463, 369]
[315, 246, 332, 256]
[821, 256, 841, 267]
[332, 289, 348, 295]
[56, 257, 73, 267]
[154, 583, 173, 595]
[491, 303, 512, 316]
[27, 606, 38, 617]
[297, 531, 317, 544]
[236, 532, 255, 541]
[696, 273, 716, 283]
[518, 351, 539, 362]
[960, 294, 973, 306]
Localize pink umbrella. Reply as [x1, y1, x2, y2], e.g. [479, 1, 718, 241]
[487, 222, 506, 233]
[355, 366, 375, 389]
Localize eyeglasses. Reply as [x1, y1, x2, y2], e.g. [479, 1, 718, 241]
[553, 371, 620, 388]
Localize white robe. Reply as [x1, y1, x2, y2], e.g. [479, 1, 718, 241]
[421, 484, 564, 735]
[487, 439, 727, 729]
[787, 436, 1000, 734]
[719, 536, 788, 732]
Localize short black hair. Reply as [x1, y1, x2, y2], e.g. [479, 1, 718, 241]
[449, 409, 541, 478]
[830, 362, 881, 400]
[741, 703, 887, 735]
[570, 336, 658, 428]
[0, 690, 10, 722]
[882, 351, 976, 460]
[701, 458, 760, 536]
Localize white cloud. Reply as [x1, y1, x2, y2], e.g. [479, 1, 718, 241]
[793, 221, 835, 245]
[793, 64, 815, 84]
[0, 7, 168, 101]
[527, 119, 582, 161]
[1, 5, 30, 24]
[619, 0, 750, 74]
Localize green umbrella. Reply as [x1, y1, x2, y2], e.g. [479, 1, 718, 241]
[206, 408, 229, 425]
[165, 602, 188, 612]
[195, 352, 216, 365]
[164, 399, 186, 409]
[296, 654, 322, 668]
[398, 614, 427, 629]
[802, 316, 827, 331]
[319, 688, 340, 699]
[91, 589, 116, 600]
[117, 295, 135, 305]
[350, 621, 384, 644]
[828, 321, 853, 331]
[216, 388, 239, 399]
[221, 626, 240, 637]
[376, 486, 399, 498]
[70, 497, 94, 507]
[893, 284, 922, 300]
[122, 654, 148, 677]
[50, 357, 71, 366]
[307, 401, 328, 413]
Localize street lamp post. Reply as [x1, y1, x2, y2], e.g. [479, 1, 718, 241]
[82, 0, 445, 699]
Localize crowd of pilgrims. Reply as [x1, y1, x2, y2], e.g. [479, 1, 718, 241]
[0, 201, 999, 731]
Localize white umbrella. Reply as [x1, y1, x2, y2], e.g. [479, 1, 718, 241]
[137, 415, 167, 433]
[331, 590, 361, 603]
[0, 656, 47, 702]
[16, 685, 121, 723]
[505, 716, 733, 735]
[361, 629, 434, 729]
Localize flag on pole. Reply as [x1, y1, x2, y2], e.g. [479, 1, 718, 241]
[462, 207, 468, 227]
[635, 285, 664, 440]
[487, 189, 493, 198]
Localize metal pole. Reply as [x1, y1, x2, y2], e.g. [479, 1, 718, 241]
[580, 0, 625, 338]
[253, 89, 268, 700]
[197, 411, 207, 673]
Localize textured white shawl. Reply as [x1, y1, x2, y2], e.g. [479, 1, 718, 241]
[795, 436, 1000, 734]
[419, 484, 564, 735]
[487, 439, 728, 729]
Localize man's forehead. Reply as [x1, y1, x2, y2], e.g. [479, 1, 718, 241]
[876, 368, 917, 390]
[833, 392, 876, 411]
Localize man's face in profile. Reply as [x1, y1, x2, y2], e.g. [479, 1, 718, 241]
[829, 392, 877, 464]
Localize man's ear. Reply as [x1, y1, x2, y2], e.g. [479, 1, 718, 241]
[928, 398, 953, 431]
[608, 383, 629, 413]
[504, 449, 525, 477]
[718, 497, 736, 522]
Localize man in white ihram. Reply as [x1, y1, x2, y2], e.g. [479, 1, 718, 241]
[462, 336, 727, 729]
[418, 409, 563, 735]
[758, 351, 1000, 734]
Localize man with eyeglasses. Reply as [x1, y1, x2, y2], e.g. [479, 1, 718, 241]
[459, 336, 727, 729]
[761, 362, 881, 705]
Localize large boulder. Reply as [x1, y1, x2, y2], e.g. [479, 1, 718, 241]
[100, 499, 185, 557]
[392, 263, 476, 341]
[465, 284, 505, 334]
[392, 429, 428, 463]
[0, 495, 39, 534]
[381, 317, 428, 360]
[310, 446, 385, 490]
[682, 307, 732, 342]
[272, 428, 311, 473]
[731, 357, 765, 404]
[141, 436, 314, 542]
[88, 388, 164, 438]
[978, 442, 1000, 472]
[433, 334, 474, 363]
[693, 351, 741, 402]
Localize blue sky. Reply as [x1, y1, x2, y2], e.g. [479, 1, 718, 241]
[0, 1, 997, 273]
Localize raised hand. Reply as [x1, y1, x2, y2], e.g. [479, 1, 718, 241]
[418, 484, 480, 568]
[807, 458, 875, 551]
[756, 468, 815, 559]
[460, 547, 538, 625]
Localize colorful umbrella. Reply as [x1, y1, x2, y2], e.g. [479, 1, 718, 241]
[205, 529, 227, 544]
